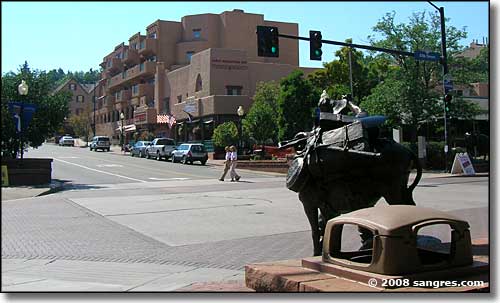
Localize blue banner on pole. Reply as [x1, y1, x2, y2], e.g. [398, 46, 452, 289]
[7, 102, 37, 133]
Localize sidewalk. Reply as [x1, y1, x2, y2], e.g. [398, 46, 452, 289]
[1, 180, 65, 201]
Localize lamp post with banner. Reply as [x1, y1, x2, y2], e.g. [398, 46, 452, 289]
[237, 105, 245, 152]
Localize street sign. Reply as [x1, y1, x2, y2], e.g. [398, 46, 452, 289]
[414, 51, 441, 62]
[7, 102, 37, 133]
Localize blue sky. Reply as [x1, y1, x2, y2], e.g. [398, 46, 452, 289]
[1, 1, 489, 74]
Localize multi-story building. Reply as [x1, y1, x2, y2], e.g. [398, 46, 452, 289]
[53, 78, 95, 118]
[94, 9, 316, 146]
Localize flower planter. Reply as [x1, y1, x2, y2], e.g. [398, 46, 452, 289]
[1, 158, 53, 186]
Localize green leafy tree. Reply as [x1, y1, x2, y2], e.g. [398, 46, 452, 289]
[363, 10, 468, 142]
[68, 107, 93, 143]
[449, 47, 489, 85]
[242, 81, 280, 147]
[212, 121, 238, 148]
[1, 62, 70, 158]
[308, 39, 388, 102]
[277, 70, 318, 141]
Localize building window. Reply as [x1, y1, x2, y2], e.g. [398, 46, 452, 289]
[177, 95, 182, 103]
[149, 32, 157, 39]
[140, 40, 145, 49]
[69, 83, 77, 91]
[77, 95, 84, 102]
[122, 70, 127, 79]
[163, 97, 170, 114]
[193, 29, 201, 39]
[132, 84, 139, 96]
[186, 51, 195, 62]
[148, 56, 157, 62]
[139, 63, 145, 71]
[195, 74, 202, 92]
[226, 86, 243, 96]
[147, 78, 155, 85]
[131, 43, 137, 50]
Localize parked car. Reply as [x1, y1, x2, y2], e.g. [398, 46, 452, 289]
[89, 136, 111, 152]
[130, 141, 150, 158]
[145, 138, 176, 160]
[59, 136, 74, 147]
[171, 143, 208, 165]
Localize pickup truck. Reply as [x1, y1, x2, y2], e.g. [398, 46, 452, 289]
[145, 138, 176, 161]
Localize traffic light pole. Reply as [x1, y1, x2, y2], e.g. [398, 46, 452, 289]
[428, 1, 449, 172]
[278, 33, 415, 57]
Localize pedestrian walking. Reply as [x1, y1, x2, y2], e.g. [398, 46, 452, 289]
[219, 146, 231, 181]
[229, 145, 241, 182]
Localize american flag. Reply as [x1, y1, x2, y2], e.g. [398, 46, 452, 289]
[156, 114, 176, 128]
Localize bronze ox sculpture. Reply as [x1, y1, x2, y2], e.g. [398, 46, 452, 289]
[280, 91, 422, 256]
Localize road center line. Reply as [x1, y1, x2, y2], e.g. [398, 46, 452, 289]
[53, 158, 147, 183]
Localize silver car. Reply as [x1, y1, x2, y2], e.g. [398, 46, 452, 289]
[171, 143, 208, 165]
[89, 136, 111, 152]
[145, 138, 176, 161]
[59, 136, 74, 146]
[130, 141, 150, 158]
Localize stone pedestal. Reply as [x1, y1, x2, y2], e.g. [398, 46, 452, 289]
[1, 158, 53, 186]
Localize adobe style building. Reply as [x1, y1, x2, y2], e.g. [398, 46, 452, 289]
[93, 9, 316, 146]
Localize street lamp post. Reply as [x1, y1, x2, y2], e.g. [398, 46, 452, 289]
[237, 105, 244, 153]
[120, 111, 125, 151]
[17, 80, 29, 160]
[92, 81, 97, 137]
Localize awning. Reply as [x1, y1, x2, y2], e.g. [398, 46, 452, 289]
[203, 119, 214, 124]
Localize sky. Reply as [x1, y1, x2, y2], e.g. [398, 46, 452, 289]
[1, 1, 490, 74]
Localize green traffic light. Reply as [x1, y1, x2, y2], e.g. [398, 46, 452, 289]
[315, 50, 321, 56]
[271, 46, 277, 53]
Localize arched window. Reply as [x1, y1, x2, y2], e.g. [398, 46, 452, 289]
[195, 74, 202, 92]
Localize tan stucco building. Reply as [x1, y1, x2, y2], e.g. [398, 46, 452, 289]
[93, 9, 316, 146]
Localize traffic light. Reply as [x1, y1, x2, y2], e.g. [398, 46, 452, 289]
[309, 30, 322, 60]
[257, 26, 279, 57]
[444, 94, 452, 115]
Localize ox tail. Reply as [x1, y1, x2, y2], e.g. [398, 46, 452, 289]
[408, 150, 422, 193]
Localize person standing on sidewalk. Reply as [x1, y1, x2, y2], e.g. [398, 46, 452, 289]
[219, 146, 231, 181]
[229, 145, 241, 182]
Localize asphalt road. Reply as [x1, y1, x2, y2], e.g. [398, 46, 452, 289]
[2, 143, 490, 291]
[25, 143, 275, 187]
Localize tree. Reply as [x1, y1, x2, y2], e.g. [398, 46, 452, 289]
[242, 81, 280, 147]
[1, 62, 70, 158]
[308, 40, 387, 102]
[212, 122, 238, 148]
[363, 10, 468, 142]
[68, 107, 93, 143]
[277, 70, 318, 141]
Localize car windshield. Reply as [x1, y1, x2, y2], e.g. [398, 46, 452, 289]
[97, 137, 109, 142]
[179, 145, 189, 150]
[191, 145, 205, 152]
[157, 139, 174, 145]
[63, 137, 72, 140]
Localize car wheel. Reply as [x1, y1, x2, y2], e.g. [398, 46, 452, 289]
[201, 159, 207, 165]
[140, 151, 145, 158]
[157, 152, 162, 161]
[130, 151, 134, 157]
[171, 155, 176, 163]
[106, 148, 110, 152]
[182, 156, 188, 164]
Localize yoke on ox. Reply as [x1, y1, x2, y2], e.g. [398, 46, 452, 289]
[280, 91, 422, 256]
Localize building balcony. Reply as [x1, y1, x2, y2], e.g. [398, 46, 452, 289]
[115, 89, 132, 103]
[107, 57, 123, 74]
[133, 83, 154, 98]
[137, 61, 156, 77]
[123, 49, 140, 66]
[138, 38, 158, 57]
[104, 95, 116, 109]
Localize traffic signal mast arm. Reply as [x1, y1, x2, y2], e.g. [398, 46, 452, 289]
[277, 33, 415, 57]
